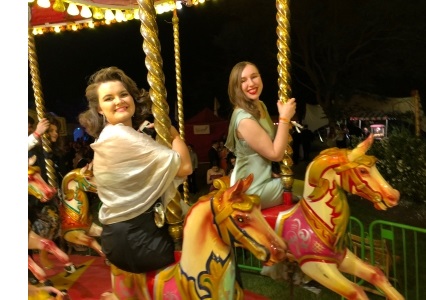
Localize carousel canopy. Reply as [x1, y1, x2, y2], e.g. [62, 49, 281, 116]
[29, 0, 208, 34]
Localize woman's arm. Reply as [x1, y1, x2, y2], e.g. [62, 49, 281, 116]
[237, 98, 296, 161]
[170, 126, 193, 177]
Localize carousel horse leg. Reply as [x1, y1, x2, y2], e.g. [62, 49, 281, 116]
[339, 250, 404, 300]
[106, 264, 151, 300]
[28, 256, 53, 287]
[29, 231, 76, 274]
[63, 231, 105, 258]
[301, 261, 369, 300]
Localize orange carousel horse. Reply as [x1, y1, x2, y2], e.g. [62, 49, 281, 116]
[261, 134, 404, 300]
[83, 174, 285, 300]
[60, 162, 104, 258]
[28, 156, 76, 285]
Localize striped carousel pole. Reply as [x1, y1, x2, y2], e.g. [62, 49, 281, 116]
[137, 0, 184, 249]
[276, 0, 295, 205]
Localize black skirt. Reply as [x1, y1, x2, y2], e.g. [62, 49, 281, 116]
[101, 203, 175, 273]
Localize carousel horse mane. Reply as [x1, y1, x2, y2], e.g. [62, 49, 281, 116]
[261, 134, 404, 300]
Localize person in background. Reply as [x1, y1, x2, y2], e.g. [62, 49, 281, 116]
[207, 140, 220, 168]
[291, 126, 302, 165]
[218, 140, 229, 172]
[45, 115, 70, 179]
[300, 124, 314, 162]
[226, 151, 236, 177]
[187, 144, 199, 194]
[78, 66, 192, 298]
[225, 61, 296, 209]
[206, 160, 226, 192]
[28, 116, 50, 151]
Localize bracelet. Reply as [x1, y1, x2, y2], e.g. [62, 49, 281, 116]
[33, 132, 41, 139]
[279, 121, 290, 125]
[279, 117, 290, 123]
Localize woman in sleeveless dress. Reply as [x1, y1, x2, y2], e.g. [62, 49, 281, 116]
[225, 61, 296, 209]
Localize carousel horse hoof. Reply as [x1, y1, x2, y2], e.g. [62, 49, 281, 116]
[28, 271, 39, 285]
[41, 279, 54, 287]
[64, 263, 76, 274]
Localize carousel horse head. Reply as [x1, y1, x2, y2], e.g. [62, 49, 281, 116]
[306, 133, 400, 210]
[196, 174, 287, 265]
[62, 162, 97, 198]
[28, 155, 56, 202]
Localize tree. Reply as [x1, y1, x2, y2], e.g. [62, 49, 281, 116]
[289, 0, 426, 124]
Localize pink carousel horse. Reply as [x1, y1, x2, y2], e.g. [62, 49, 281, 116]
[60, 162, 104, 258]
[28, 156, 76, 285]
[101, 174, 287, 300]
[261, 134, 404, 300]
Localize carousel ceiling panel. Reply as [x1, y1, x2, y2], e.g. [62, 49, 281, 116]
[28, 0, 201, 32]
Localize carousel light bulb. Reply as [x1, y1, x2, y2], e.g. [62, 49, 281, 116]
[92, 7, 104, 20]
[67, 3, 80, 16]
[199, 0, 205, 3]
[176, 1, 183, 9]
[124, 10, 134, 20]
[80, 6, 92, 18]
[32, 28, 38, 35]
[52, 0, 66, 12]
[115, 10, 124, 22]
[72, 24, 78, 31]
[37, 0, 50, 8]
[88, 21, 95, 28]
[104, 9, 115, 21]
[54, 26, 61, 33]
[133, 9, 140, 20]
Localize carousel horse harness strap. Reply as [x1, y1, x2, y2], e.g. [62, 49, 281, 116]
[299, 151, 378, 252]
[212, 191, 260, 247]
[334, 152, 383, 205]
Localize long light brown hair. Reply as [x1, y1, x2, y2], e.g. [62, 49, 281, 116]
[228, 61, 261, 120]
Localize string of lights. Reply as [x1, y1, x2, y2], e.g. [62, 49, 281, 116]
[28, 0, 210, 35]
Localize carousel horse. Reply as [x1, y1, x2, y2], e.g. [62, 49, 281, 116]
[101, 174, 287, 300]
[261, 134, 404, 300]
[60, 162, 104, 258]
[28, 156, 76, 285]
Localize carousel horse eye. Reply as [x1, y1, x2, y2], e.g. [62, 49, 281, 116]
[234, 214, 246, 224]
[359, 168, 369, 175]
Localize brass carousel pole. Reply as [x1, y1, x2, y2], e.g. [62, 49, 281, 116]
[28, 29, 57, 189]
[172, 8, 190, 206]
[276, 0, 295, 204]
[28, 20, 59, 269]
[137, 0, 184, 249]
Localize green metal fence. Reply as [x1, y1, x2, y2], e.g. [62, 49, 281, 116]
[234, 216, 426, 299]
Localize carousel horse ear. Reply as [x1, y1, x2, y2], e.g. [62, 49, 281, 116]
[224, 173, 254, 200]
[348, 134, 374, 161]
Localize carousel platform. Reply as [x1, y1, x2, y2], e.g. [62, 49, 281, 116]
[31, 253, 269, 300]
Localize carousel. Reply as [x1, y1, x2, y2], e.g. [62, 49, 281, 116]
[28, 1, 404, 300]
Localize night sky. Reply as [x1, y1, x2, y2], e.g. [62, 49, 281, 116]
[28, 0, 280, 124]
[28, 0, 426, 125]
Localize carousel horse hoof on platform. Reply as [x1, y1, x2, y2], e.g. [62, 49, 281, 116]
[107, 174, 287, 300]
[60, 163, 105, 258]
[261, 134, 405, 300]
